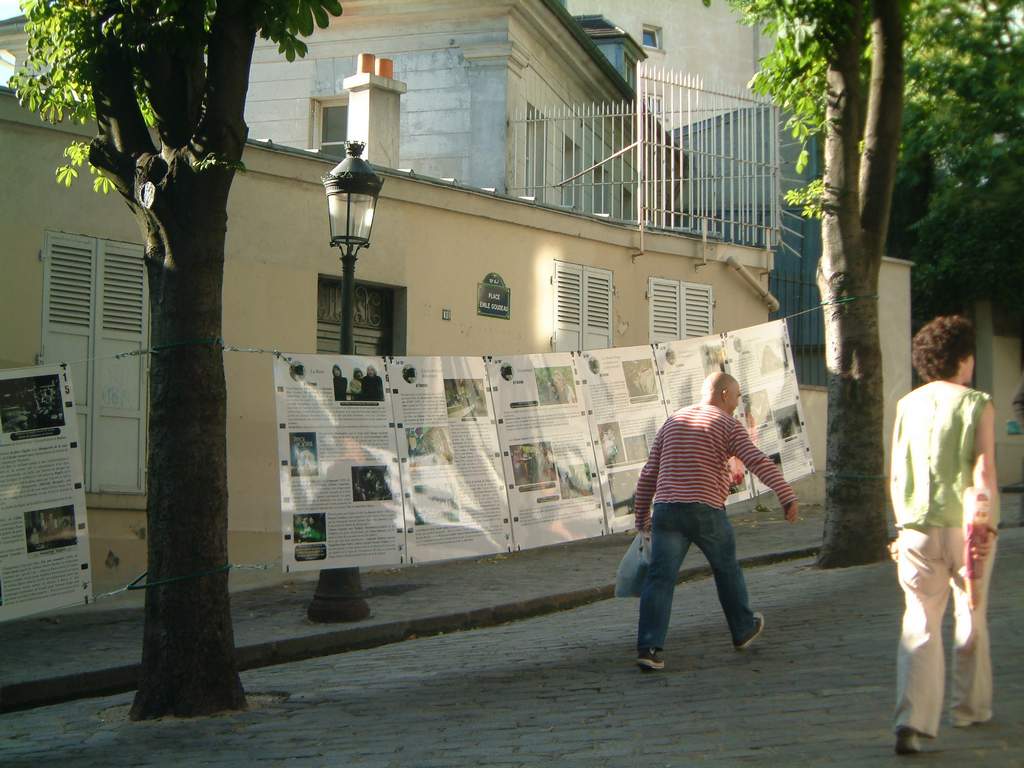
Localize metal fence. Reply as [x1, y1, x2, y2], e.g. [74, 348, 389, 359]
[508, 64, 780, 249]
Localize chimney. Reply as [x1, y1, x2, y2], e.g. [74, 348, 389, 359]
[343, 53, 407, 169]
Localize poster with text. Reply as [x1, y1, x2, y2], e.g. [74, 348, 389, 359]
[0, 365, 91, 621]
[724, 321, 814, 496]
[488, 353, 606, 550]
[654, 335, 729, 413]
[273, 354, 405, 571]
[580, 346, 670, 533]
[390, 356, 512, 563]
[654, 333, 754, 504]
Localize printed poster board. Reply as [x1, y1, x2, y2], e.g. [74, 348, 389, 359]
[273, 354, 405, 572]
[0, 364, 92, 621]
[724, 321, 814, 493]
[580, 345, 670, 533]
[390, 355, 512, 563]
[654, 335, 753, 504]
[488, 353, 606, 550]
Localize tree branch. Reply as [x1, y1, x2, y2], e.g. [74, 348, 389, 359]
[138, 0, 208, 149]
[89, 34, 156, 193]
[822, 0, 865, 256]
[193, 0, 257, 164]
[859, 0, 904, 255]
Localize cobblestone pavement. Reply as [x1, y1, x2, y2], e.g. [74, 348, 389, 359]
[2, 528, 1021, 767]
[0, 503, 822, 695]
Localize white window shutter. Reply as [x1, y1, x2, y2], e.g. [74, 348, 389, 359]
[682, 281, 713, 338]
[648, 276, 681, 343]
[582, 266, 613, 350]
[41, 231, 97, 479]
[92, 240, 148, 493]
[553, 261, 583, 352]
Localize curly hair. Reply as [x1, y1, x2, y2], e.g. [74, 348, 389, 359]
[912, 315, 975, 382]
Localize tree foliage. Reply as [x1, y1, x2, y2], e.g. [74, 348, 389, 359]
[888, 0, 1024, 326]
[12, 0, 342, 193]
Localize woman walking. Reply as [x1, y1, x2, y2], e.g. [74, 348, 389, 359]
[891, 315, 999, 754]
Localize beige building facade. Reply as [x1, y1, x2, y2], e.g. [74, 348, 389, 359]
[4, 87, 885, 591]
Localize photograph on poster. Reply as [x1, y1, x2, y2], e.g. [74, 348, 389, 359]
[500, 364, 514, 382]
[758, 341, 788, 376]
[351, 465, 393, 501]
[743, 389, 772, 426]
[701, 343, 727, 375]
[330, 363, 386, 402]
[330, 365, 347, 401]
[557, 462, 594, 499]
[622, 359, 659, 404]
[289, 432, 319, 477]
[443, 378, 489, 419]
[663, 348, 677, 366]
[534, 366, 576, 406]
[587, 358, 601, 375]
[293, 513, 327, 544]
[775, 404, 803, 439]
[0, 373, 65, 434]
[608, 467, 642, 518]
[402, 365, 417, 384]
[23, 505, 77, 554]
[624, 433, 650, 463]
[294, 543, 327, 561]
[411, 481, 461, 525]
[598, 422, 626, 466]
[406, 426, 455, 467]
[509, 442, 557, 489]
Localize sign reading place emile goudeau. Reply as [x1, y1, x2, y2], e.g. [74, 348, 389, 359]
[477, 272, 511, 319]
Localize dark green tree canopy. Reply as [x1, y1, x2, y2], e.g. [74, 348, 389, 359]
[888, 0, 1024, 325]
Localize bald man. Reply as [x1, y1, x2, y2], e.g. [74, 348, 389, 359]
[634, 372, 798, 671]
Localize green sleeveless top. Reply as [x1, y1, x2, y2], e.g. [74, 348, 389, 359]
[891, 384, 997, 529]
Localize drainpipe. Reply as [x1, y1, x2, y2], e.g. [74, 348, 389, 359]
[725, 253, 780, 313]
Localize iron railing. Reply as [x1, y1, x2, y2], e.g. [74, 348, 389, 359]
[509, 63, 781, 250]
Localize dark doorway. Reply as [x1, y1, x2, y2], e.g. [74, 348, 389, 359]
[317, 276, 395, 356]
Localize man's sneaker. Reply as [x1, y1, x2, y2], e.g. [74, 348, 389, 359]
[636, 648, 664, 671]
[734, 612, 765, 650]
[894, 727, 922, 755]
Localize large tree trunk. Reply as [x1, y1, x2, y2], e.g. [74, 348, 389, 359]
[817, 0, 903, 568]
[129, 168, 246, 719]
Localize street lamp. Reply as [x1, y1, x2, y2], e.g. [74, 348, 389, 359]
[307, 140, 384, 623]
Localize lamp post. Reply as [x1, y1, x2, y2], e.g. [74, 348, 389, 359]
[308, 140, 384, 623]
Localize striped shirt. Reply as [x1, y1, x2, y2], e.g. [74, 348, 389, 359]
[634, 404, 797, 530]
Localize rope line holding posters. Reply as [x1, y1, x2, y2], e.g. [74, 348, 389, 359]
[90, 562, 277, 602]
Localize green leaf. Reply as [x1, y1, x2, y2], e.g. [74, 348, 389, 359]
[56, 164, 78, 187]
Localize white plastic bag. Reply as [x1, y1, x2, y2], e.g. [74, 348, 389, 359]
[614, 532, 652, 598]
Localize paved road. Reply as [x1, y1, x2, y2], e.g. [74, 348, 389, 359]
[2, 528, 1021, 767]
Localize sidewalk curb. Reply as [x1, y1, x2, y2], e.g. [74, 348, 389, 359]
[0, 545, 819, 714]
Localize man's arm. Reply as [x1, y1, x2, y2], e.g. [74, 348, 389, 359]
[729, 422, 798, 521]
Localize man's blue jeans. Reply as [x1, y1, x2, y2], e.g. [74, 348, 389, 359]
[637, 501, 756, 650]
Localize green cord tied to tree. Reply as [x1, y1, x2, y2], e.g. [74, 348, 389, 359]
[125, 564, 233, 591]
